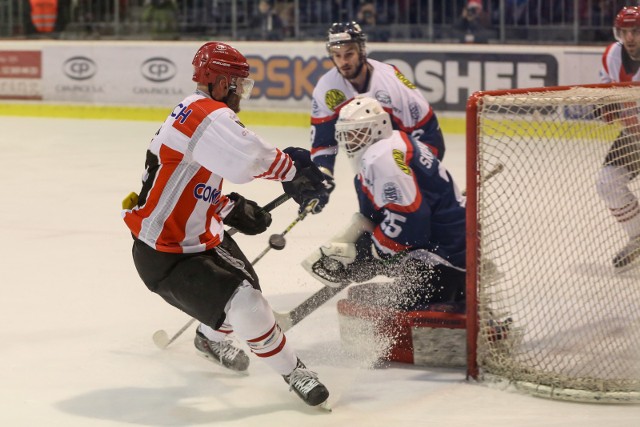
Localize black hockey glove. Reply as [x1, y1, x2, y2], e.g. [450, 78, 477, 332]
[281, 147, 329, 211]
[299, 167, 335, 215]
[224, 192, 272, 235]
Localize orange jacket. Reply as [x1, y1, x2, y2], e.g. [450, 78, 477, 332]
[30, 0, 58, 33]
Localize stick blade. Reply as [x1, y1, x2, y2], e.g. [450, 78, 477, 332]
[152, 330, 170, 349]
[273, 310, 294, 332]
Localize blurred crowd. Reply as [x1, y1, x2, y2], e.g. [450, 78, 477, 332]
[11, 0, 640, 44]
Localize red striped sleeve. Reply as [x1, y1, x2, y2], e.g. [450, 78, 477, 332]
[254, 148, 294, 181]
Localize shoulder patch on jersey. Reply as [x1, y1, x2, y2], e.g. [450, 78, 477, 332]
[325, 89, 347, 112]
[383, 182, 402, 204]
[375, 90, 392, 106]
[392, 149, 412, 175]
[394, 69, 417, 89]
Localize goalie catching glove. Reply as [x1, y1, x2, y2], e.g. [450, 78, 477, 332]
[312, 234, 383, 286]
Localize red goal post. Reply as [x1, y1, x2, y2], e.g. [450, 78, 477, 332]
[465, 82, 640, 403]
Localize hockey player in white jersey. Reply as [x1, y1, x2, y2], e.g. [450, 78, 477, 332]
[308, 21, 446, 214]
[596, 6, 640, 269]
[122, 42, 329, 407]
[306, 96, 465, 311]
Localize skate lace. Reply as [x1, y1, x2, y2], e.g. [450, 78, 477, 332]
[287, 368, 320, 396]
[215, 340, 241, 365]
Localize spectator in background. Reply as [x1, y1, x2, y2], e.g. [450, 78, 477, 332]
[505, 0, 528, 25]
[142, 0, 178, 40]
[27, 0, 58, 36]
[455, 0, 493, 43]
[356, 1, 389, 42]
[276, 1, 296, 39]
[249, 0, 284, 41]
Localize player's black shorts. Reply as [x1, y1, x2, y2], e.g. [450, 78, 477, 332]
[131, 232, 260, 329]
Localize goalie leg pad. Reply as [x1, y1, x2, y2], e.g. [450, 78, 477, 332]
[337, 282, 468, 367]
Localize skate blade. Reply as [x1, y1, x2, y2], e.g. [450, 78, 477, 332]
[317, 399, 332, 412]
[614, 258, 640, 274]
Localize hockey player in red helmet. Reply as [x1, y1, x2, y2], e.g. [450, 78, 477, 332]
[596, 7, 640, 270]
[191, 41, 254, 113]
[123, 41, 330, 407]
[613, 6, 640, 60]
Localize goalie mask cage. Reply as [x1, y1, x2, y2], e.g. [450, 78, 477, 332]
[466, 82, 640, 403]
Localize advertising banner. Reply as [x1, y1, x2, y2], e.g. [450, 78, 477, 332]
[34, 41, 604, 114]
[0, 50, 42, 100]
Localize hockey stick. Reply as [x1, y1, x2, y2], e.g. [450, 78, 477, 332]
[273, 162, 506, 332]
[251, 200, 318, 265]
[152, 318, 197, 350]
[274, 283, 349, 332]
[152, 192, 291, 350]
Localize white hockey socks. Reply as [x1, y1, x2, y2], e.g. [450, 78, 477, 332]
[226, 281, 298, 376]
[197, 322, 233, 342]
[596, 165, 640, 238]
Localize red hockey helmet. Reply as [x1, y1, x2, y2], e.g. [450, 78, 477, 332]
[615, 6, 640, 29]
[192, 42, 254, 98]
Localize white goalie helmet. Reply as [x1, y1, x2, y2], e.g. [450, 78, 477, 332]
[335, 96, 393, 173]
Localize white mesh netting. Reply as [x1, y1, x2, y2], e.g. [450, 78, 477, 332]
[472, 85, 640, 403]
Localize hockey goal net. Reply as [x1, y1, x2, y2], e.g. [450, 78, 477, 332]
[466, 82, 640, 403]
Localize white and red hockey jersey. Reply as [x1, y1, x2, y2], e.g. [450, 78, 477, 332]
[123, 91, 295, 254]
[310, 58, 444, 174]
[600, 42, 640, 83]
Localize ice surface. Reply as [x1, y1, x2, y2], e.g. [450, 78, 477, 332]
[1, 116, 638, 426]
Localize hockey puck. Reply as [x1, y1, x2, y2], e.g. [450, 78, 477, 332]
[269, 234, 286, 250]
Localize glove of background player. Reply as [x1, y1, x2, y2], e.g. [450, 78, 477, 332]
[281, 147, 329, 209]
[299, 167, 335, 215]
[224, 192, 272, 235]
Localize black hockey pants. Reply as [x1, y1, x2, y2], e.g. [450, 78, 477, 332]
[132, 232, 260, 330]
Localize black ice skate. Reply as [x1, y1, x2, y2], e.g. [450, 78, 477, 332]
[194, 331, 250, 372]
[613, 236, 640, 269]
[283, 358, 330, 407]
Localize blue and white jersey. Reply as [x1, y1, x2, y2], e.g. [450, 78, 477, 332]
[354, 130, 465, 269]
[311, 58, 444, 174]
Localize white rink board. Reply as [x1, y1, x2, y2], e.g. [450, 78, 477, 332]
[4, 40, 603, 113]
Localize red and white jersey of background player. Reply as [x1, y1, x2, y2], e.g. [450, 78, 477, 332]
[310, 58, 445, 173]
[600, 42, 640, 83]
[122, 91, 295, 254]
[354, 130, 466, 269]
